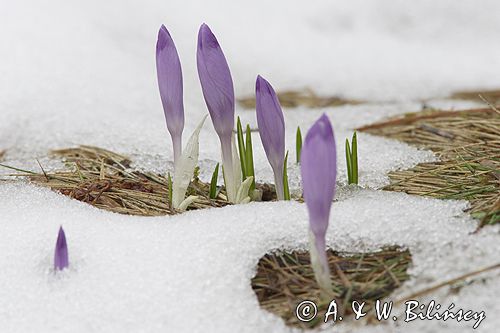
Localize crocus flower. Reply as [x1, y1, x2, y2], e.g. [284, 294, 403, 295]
[197, 23, 239, 202]
[156, 25, 184, 168]
[255, 75, 285, 200]
[54, 226, 69, 270]
[300, 114, 336, 295]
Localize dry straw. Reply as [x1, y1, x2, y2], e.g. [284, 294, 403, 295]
[238, 89, 362, 109]
[0, 146, 280, 216]
[251, 247, 411, 329]
[358, 108, 500, 227]
[4, 146, 230, 216]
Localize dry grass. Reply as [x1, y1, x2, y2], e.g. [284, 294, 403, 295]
[451, 89, 500, 105]
[1, 146, 278, 216]
[238, 89, 362, 109]
[251, 247, 411, 329]
[3, 146, 233, 216]
[358, 108, 500, 227]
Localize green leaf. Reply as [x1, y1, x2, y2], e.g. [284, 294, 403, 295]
[167, 172, 173, 206]
[351, 132, 358, 184]
[209, 163, 219, 199]
[296, 126, 302, 164]
[194, 166, 200, 179]
[245, 125, 255, 193]
[345, 138, 352, 184]
[221, 164, 227, 200]
[283, 151, 291, 200]
[236, 117, 247, 179]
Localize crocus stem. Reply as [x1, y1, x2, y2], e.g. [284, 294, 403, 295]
[221, 134, 237, 202]
[172, 134, 182, 171]
[308, 230, 333, 298]
[273, 166, 285, 200]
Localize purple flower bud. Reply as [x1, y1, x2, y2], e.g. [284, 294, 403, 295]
[197, 23, 239, 202]
[196, 23, 235, 141]
[156, 25, 184, 166]
[301, 114, 336, 292]
[54, 226, 69, 271]
[255, 75, 285, 200]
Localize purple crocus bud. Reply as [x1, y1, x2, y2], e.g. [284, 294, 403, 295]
[197, 23, 239, 202]
[156, 25, 184, 168]
[54, 226, 69, 271]
[300, 114, 336, 295]
[196, 23, 235, 140]
[255, 75, 285, 200]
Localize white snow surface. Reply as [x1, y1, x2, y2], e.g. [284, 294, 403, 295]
[1, 0, 500, 332]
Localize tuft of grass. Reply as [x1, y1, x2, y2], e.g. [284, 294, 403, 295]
[358, 108, 500, 227]
[251, 246, 411, 329]
[296, 126, 302, 163]
[345, 132, 358, 184]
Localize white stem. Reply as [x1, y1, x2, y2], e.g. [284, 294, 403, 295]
[309, 230, 333, 297]
[221, 135, 237, 203]
[273, 166, 284, 200]
[172, 133, 182, 172]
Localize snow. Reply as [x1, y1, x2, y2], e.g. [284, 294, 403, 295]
[1, 0, 499, 332]
[1, 184, 498, 332]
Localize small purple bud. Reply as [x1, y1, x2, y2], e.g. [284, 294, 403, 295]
[54, 226, 69, 271]
[301, 114, 336, 292]
[255, 75, 285, 200]
[301, 114, 337, 238]
[156, 25, 184, 166]
[196, 23, 235, 141]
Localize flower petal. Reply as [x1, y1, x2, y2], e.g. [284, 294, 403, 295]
[196, 23, 235, 139]
[255, 75, 285, 175]
[156, 25, 184, 139]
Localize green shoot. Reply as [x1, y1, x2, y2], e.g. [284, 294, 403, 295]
[345, 132, 359, 184]
[345, 139, 352, 182]
[296, 126, 302, 163]
[209, 163, 219, 199]
[235, 116, 256, 197]
[351, 132, 358, 184]
[167, 172, 173, 205]
[283, 151, 291, 200]
[245, 125, 255, 192]
[236, 117, 247, 179]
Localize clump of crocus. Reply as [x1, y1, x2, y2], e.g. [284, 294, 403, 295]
[54, 226, 69, 271]
[197, 23, 241, 203]
[255, 75, 286, 200]
[301, 114, 337, 296]
[156, 25, 184, 169]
